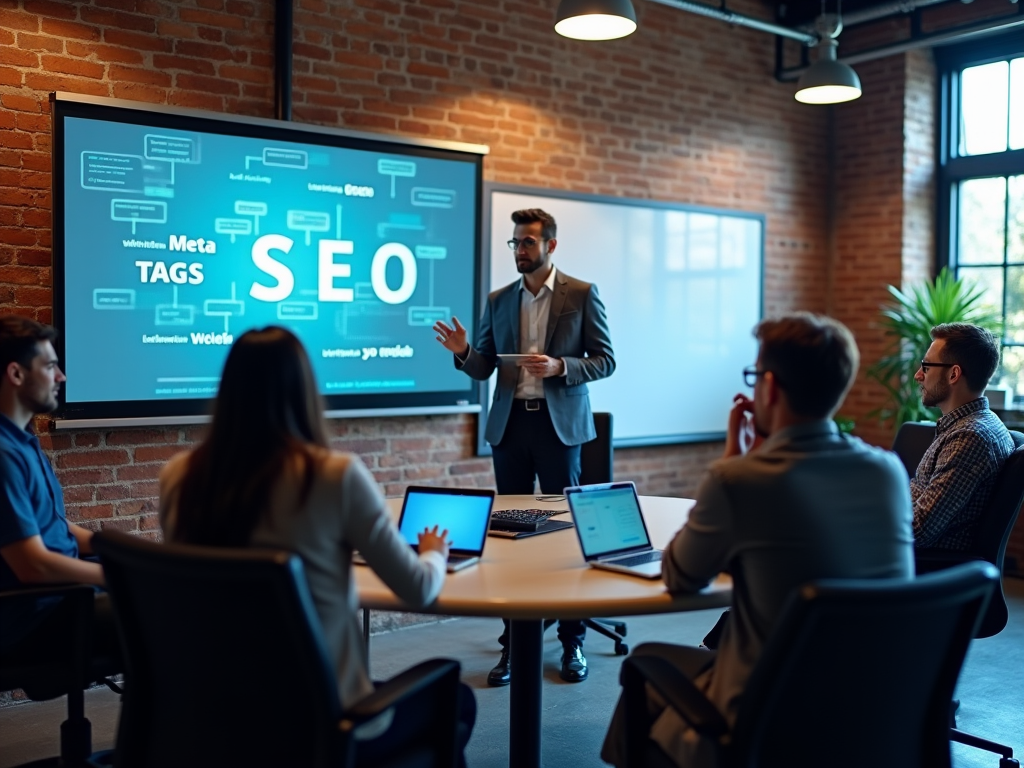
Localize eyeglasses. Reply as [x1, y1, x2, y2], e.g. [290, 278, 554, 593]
[920, 360, 957, 373]
[743, 366, 768, 387]
[507, 237, 545, 251]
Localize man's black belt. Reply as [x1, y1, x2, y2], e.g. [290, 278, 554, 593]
[512, 398, 546, 411]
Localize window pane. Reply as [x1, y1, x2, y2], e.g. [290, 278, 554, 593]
[1011, 58, 1024, 151]
[997, 346, 1024, 403]
[1008, 266, 1024, 344]
[957, 267, 1004, 322]
[961, 61, 1009, 156]
[1011, 175, 1024, 264]
[959, 177, 1007, 265]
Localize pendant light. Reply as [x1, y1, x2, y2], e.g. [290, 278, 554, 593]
[795, 4, 862, 104]
[554, 0, 638, 41]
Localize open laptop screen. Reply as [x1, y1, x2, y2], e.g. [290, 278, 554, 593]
[397, 487, 493, 556]
[567, 483, 652, 559]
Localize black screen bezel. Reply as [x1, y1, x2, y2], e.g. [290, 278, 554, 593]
[397, 485, 496, 556]
[50, 94, 485, 424]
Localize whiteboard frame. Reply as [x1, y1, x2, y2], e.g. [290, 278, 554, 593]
[476, 183, 765, 455]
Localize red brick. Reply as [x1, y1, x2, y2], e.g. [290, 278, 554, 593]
[151, 54, 215, 75]
[68, 504, 116, 521]
[57, 449, 130, 469]
[175, 73, 240, 95]
[109, 64, 171, 86]
[116, 465, 165, 482]
[40, 18, 101, 41]
[134, 444, 186, 463]
[66, 41, 144, 64]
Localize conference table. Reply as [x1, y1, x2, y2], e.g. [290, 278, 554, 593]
[355, 494, 733, 768]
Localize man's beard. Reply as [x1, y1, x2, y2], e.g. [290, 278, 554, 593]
[516, 254, 544, 274]
[26, 388, 59, 414]
[920, 379, 950, 408]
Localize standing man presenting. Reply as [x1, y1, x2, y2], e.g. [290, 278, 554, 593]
[433, 208, 615, 685]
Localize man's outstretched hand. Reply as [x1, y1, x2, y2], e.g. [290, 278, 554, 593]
[433, 317, 469, 357]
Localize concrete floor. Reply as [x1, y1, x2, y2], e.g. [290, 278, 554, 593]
[2, 579, 1022, 768]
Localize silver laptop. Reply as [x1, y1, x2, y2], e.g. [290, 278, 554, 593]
[565, 482, 663, 579]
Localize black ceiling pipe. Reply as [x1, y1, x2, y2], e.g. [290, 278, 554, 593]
[275, 0, 293, 121]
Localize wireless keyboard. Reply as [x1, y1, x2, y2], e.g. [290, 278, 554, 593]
[490, 508, 561, 532]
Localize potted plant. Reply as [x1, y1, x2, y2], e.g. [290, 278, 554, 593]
[867, 267, 1001, 427]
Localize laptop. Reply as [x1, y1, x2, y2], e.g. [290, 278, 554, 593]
[395, 485, 495, 572]
[565, 482, 663, 579]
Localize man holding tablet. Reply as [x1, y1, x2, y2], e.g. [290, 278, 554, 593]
[433, 208, 615, 685]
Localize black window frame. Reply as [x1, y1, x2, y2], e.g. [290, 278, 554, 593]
[936, 32, 1024, 403]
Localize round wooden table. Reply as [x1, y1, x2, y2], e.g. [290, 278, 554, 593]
[356, 494, 732, 768]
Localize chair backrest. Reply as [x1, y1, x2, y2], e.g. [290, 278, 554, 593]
[730, 562, 998, 768]
[580, 412, 613, 485]
[968, 439, 1024, 638]
[93, 530, 346, 768]
[891, 420, 936, 477]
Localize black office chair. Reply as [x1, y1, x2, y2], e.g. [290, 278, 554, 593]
[0, 584, 98, 767]
[915, 433, 1024, 768]
[541, 413, 630, 653]
[621, 562, 999, 768]
[891, 420, 937, 477]
[92, 530, 463, 768]
[579, 412, 629, 655]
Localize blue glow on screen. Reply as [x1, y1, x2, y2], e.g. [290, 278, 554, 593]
[61, 114, 478, 405]
[399, 492, 492, 553]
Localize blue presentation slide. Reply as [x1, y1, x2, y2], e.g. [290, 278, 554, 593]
[572, 488, 650, 556]
[62, 116, 478, 404]
[398, 492, 492, 553]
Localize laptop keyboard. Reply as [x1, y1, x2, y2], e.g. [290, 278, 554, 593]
[610, 551, 662, 567]
[490, 508, 560, 531]
[492, 508, 559, 524]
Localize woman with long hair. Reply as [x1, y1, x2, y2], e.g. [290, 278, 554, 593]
[159, 327, 473, 763]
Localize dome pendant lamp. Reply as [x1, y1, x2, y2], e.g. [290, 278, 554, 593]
[554, 0, 638, 41]
[795, 8, 861, 104]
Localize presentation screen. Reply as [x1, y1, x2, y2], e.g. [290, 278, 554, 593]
[51, 94, 486, 426]
[484, 184, 764, 448]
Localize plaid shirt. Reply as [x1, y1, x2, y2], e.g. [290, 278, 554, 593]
[910, 397, 1015, 551]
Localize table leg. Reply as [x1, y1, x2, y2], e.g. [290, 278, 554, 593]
[509, 618, 544, 768]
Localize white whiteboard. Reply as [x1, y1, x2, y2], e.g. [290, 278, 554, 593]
[482, 185, 764, 448]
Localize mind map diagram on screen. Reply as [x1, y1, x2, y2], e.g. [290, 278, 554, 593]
[62, 117, 478, 404]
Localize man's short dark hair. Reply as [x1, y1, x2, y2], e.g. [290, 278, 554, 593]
[511, 208, 557, 240]
[0, 315, 57, 371]
[931, 323, 1000, 394]
[755, 312, 860, 419]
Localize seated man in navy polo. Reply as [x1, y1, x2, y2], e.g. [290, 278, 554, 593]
[0, 316, 112, 658]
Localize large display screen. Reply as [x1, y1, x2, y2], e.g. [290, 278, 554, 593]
[51, 94, 485, 425]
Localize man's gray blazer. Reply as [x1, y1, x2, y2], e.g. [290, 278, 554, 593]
[457, 270, 615, 447]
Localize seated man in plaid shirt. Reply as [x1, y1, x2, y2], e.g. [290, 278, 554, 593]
[911, 323, 1015, 551]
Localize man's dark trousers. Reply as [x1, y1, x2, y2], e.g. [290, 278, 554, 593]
[491, 398, 585, 649]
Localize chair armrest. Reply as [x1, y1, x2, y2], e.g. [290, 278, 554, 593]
[0, 583, 95, 601]
[343, 658, 460, 724]
[622, 656, 730, 739]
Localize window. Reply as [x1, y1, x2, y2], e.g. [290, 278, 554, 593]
[939, 35, 1024, 406]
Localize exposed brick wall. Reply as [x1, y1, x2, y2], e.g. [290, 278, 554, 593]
[4, 0, 1018, 563]
[0, 0, 829, 537]
[901, 49, 936, 292]
[832, 55, 909, 449]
